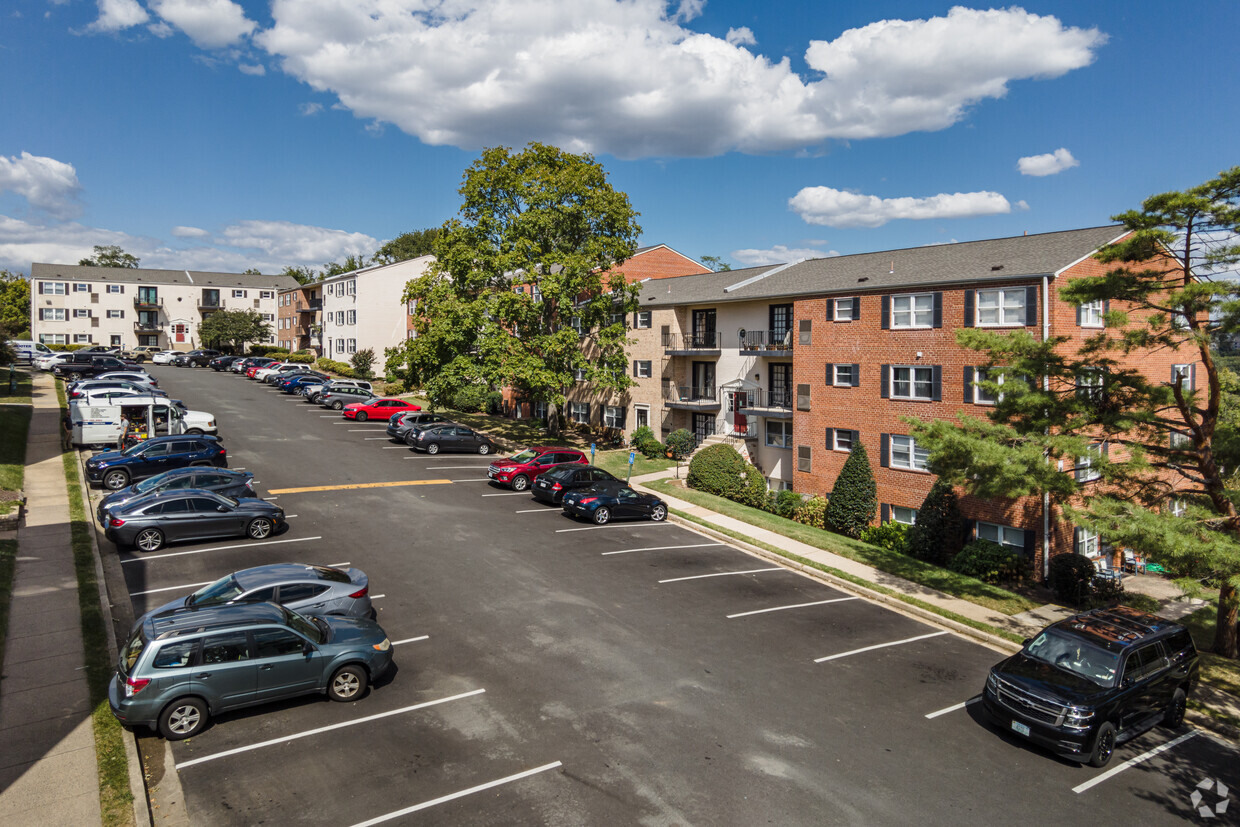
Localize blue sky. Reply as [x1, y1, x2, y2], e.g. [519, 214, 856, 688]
[1, 1, 1236, 275]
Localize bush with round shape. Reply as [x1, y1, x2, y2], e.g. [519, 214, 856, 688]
[485, 391, 504, 415]
[793, 495, 828, 530]
[823, 443, 878, 539]
[859, 520, 909, 554]
[665, 428, 695, 460]
[737, 463, 769, 509]
[686, 443, 748, 499]
[1048, 552, 1098, 604]
[905, 480, 966, 565]
[773, 489, 802, 519]
[286, 350, 316, 363]
[947, 540, 1030, 585]
[452, 384, 490, 413]
[630, 425, 665, 459]
[314, 358, 356, 378]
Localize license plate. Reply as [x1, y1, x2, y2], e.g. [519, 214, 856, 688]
[488, 470, 496, 478]
[1010, 721, 1030, 737]
[538, 481, 548, 488]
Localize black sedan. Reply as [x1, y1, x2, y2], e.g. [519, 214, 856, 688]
[96, 467, 255, 525]
[406, 424, 495, 454]
[561, 482, 668, 525]
[104, 489, 285, 552]
[532, 464, 620, 505]
[388, 412, 449, 442]
[209, 355, 241, 371]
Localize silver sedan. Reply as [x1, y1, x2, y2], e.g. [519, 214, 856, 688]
[149, 564, 373, 619]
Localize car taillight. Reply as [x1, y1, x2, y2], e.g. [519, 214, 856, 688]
[245, 480, 254, 490]
[348, 586, 369, 599]
[109, 518, 125, 527]
[218, 448, 226, 455]
[551, 483, 563, 491]
[579, 497, 597, 505]
[124, 677, 150, 697]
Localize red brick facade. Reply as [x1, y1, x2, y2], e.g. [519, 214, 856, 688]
[606, 245, 712, 283]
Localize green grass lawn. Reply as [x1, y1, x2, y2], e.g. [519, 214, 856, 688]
[645, 478, 1040, 617]
[0, 405, 32, 518]
[0, 367, 33, 405]
[1183, 604, 1240, 698]
[593, 450, 676, 479]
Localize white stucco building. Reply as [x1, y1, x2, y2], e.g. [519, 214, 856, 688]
[319, 255, 433, 362]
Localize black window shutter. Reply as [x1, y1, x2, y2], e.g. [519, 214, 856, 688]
[881, 295, 890, 329]
[964, 290, 975, 327]
[880, 365, 890, 398]
[852, 297, 861, 321]
[1075, 304, 1082, 326]
[1072, 529, 1080, 555]
[1103, 299, 1109, 324]
[1024, 530, 1037, 559]
[825, 427, 834, 449]
[933, 292, 943, 328]
[1191, 363, 1197, 391]
[850, 364, 860, 387]
[1102, 441, 1110, 459]
[826, 363, 832, 385]
[38, 282, 44, 295]
[880, 433, 890, 468]
[881, 503, 890, 523]
[1025, 285, 1038, 326]
[825, 300, 834, 321]
[633, 361, 638, 377]
[963, 520, 976, 542]
[931, 365, 942, 401]
[963, 366, 974, 402]
[851, 429, 860, 447]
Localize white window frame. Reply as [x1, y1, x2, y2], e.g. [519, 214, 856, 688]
[260, 290, 274, 299]
[1172, 364, 1193, 391]
[833, 364, 854, 387]
[42, 282, 66, 295]
[765, 419, 792, 448]
[891, 365, 934, 400]
[1079, 299, 1104, 328]
[573, 368, 586, 382]
[635, 310, 651, 329]
[891, 506, 918, 526]
[833, 297, 854, 320]
[604, 405, 624, 429]
[106, 309, 124, 319]
[1167, 497, 1187, 517]
[73, 308, 91, 318]
[335, 338, 345, 352]
[634, 405, 649, 429]
[570, 316, 583, 335]
[1076, 370, 1103, 401]
[1075, 527, 1100, 558]
[890, 435, 929, 471]
[106, 284, 123, 294]
[42, 308, 66, 321]
[891, 293, 934, 329]
[978, 521, 1025, 551]
[975, 288, 1026, 326]
[346, 280, 356, 296]
[346, 309, 356, 325]
[833, 429, 853, 452]
[336, 311, 345, 325]
[347, 339, 357, 354]
[262, 313, 275, 321]
[73, 334, 93, 344]
[109, 334, 122, 346]
[973, 368, 1002, 405]
[1170, 430, 1192, 449]
[634, 360, 652, 379]
[1075, 444, 1101, 483]
[40, 333, 67, 344]
[73, 283, 89, 292]
[569, 401, 589, 424]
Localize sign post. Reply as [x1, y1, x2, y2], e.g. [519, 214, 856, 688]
[626, 450, 636, 483]
[590, 442, 596, 464]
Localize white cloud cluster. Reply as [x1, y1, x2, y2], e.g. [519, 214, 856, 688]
[171, 225, 209, 238]
[1018, 147, 1079, 176]
[85, 0, 148, 33]
[731, 244, 838, 266]
[0, 152, 82, 219]
[249, 2, 1103, 158]
[216, 220, 377, 263]
[788, 186, 1012, 228]
[85, 0, 254, 48]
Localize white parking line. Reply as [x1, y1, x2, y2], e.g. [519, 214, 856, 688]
[371, 593, 385, 600]
[814, 631, 950, 662]
[1072, 731, 1198, 794]
[349, 761, 563, 827]
[481, 491, 529, 496]
[121, 535, 323, 564]
[382, 446, 408, 449]
[659, 567, 782, 584]
[728, 596, 858, 618]
[391, 635, 428, 645]
[924, 697, 981, 719]
[514, 508, 558, 514]
[176, 689, 486, 770]
[129, 580, 212, 597]
[320, 415, 338, 418]
[601, 542, 722, 555]
[262, 496, 278, 501]
[557, 523, 674, 533]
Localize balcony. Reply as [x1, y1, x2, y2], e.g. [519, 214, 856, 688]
[198, 298, 225, 312]
[662, 331, 721, 356]
[298, 300, 323, 313]
[134, 320, 164, 334]
[663, 385, 720, 411]
[133, 296, 163, 310]
[736, 387, 793, 419]
[738, 329, 793, 356]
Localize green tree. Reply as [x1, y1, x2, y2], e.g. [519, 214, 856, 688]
[905, 479, 966, 565]
[79, 244, 139, 268]
[823, 443, 878, 539]
[372, 229, 441, 265]
[390, 143, 641, 433]
[281, 266, 319, 285]
[350, 348, 375, 379]
[0, 271, 32, 336]
[911, 166, 1240, 658]
[197, 309, 272, 353]
[700, 255, 732, 272]
[242, 268, 263, 275]
[323, 255, 367, 277]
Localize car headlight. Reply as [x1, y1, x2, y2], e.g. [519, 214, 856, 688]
[373, 638, 391, 652]
[1063, 707, 1094, 730]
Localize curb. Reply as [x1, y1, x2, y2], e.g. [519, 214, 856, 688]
[665, 511, 1023, 655]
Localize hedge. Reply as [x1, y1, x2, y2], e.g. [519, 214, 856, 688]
[687, 444, 748, 499]
[314, 358, 356, 378]
[948, 540, 1030, 585]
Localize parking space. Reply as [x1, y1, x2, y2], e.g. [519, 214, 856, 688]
[88, 365, 1236, 825]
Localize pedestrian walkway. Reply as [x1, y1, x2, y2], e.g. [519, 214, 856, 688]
[0, 372, 101, 825]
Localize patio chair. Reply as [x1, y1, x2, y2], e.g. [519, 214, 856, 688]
[1123, 549, 1146, 574]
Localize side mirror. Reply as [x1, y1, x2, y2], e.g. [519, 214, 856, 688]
[302, 641, 315, 655]
[217, 505, 229, 512]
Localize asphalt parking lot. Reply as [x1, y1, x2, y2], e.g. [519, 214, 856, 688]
[90, 366, 1239, 825]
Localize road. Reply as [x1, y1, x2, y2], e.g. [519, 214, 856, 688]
[93, 366, 1238, 825]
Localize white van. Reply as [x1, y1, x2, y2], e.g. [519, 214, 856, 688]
[68, 395, 217, 448]
[10, 340, 53, 366]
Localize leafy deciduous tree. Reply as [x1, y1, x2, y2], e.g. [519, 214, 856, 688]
[700, 255, 732, 272]
[197, 309, 272, 353]
[0, 271, 32, 336]
[79, 245, 139, 268]
[372, 229, 441, 265]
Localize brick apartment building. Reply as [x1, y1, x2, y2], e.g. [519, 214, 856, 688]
[276, 282, 323, 354]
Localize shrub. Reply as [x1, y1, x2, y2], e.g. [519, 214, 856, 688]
[905, 480, 966, 565]
[686, 444, 747, 499]
[793, 495, 828, 530]
[630, 426, 665, 459]
[350, 348, 376, 378]
[286, 350, 316, 364]
[948, 540, 1030, 585]
[860, 521, 909, 554]
[1048, 553, 1098, 605]
[248, 345, 289, 358]
[381, 381, 406, 396]
[452, 384, 490, 413]
[824, 443, 877, 539]
[314, 358, 355, 378]
[773, 489, 803, 519]
[485, 391, 504, 415]
[665, 428, 695, 459]
[737, 462, 769, 509]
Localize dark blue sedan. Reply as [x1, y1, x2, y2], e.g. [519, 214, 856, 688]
[96, 467, 255, 525]
[561, 482, 668, 525]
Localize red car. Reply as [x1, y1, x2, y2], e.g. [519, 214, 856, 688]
[487, 447, 587, 491]
[342, 398, 422, 422]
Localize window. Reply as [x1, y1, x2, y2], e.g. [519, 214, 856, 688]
[831, 428, 855, 452]
[106, 284, 123, 294]
[1172, 364, 1194, 391]
[73, 334, 93, 343]
[975, 288, 1026, 326]
[107, 309, 124, 319]
[1074, 444, 1102, 483]
[970, 367, 1001, 404]
[73, 283, 89, 292]
[335, 311, 345, 325]
[832, 364, 855, 387]
[39, 334, 67, 344]
[1168, 498, 1187, 517]
[570, 316, 583, 335]
[573, 368, 587, 382]
[891, 293, 934, 328]
[261, 313, 275, 321]
[1075, 527, 1100, 558]
[347, 339, 356, 353]
[891, 506, 918, 525]
[798, 318, 812, 346]
[201, 632, 250, 664]
[530, 284, 542, 303]
[40, 282, 66, 295]
[889, 435, 929, 471]
[253, 629, 305, 658]
[152, 640, 197, 669]
[635, 310, 651, 329]
[891, 366, 935, 400]
[73, 309, 91, 318]
[327, 283, 335, 296]
[407, 299, 417, 315]
[797, 445, 811, 472]
[833, 297, 854, 320]
[604, 406, 625, 429]
[609, 309, 625, 327]
[634, 360, 652, 378]
[109, 335, 121, 346]
[40, 308, 66, 321]
[569, 401, 590, 424]
[1076, 370, 1103, 401]
[796, 383, 811, 411]
[232, 289, 247, 298]
[635, 406, 649, 429]
[335, 338, 345, 352]
[260, 290, 274, 299]
[346, 310, 356, 325]
[979, 522, 1025, 551]
[1170, 430, 1192, 449]
[532, 401, 548, 420]
[766, 420, 792, 448]
[1079, 299, 1104, 327]
[346, 280, 356, 295]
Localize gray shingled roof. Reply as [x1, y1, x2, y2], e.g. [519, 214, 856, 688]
[638, 226, 1126, 307]
[30, 263, 300, 291]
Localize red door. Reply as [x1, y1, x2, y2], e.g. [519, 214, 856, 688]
[733, 391, 748, 436]
[174, 324, 186, 343]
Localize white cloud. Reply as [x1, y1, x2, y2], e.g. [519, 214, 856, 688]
[0, 215, 139, 272]
[84, 0, 149, 33]
[725, 27, 755, 47]
[238, 62, 266, 76]
[149, 0, 256, 49]
[298, 102, 323, 116]
[732, 244, 838, 266]
[789, 186, 1012, 228]
[148, 21, 174, 37]
[216, 219, 377, 263]
[253, 2, 1102, 159]
[1018, 147, 1079, 176]
[171, 225, 209, 238]
[0, 152, 82, 219]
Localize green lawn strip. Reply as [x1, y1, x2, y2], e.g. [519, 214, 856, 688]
[668, 507, 1027, 647]
[60, 392, 134, 826]
[593, 450, 676, 479]
[1188, 699, 1240, 733]
[0, 367, 34, 405]
[1183, 604, 1240, 698]
[0, 405, 32, 492]
[647, 479, 1038, 617]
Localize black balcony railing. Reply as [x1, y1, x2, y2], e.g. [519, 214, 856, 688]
[298, 300, 323, 312]
[736, 387, 792, 411]
[738, 329, 793, 352]
[133, 296, 163, 309]
[664, 385, 719, 406]
[134, 320, 164, 333]
[662, 331, 721, 352]
[198, 299, 225, 311]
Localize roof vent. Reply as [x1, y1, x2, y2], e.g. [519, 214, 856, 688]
[858, 276, 869, 283]
[990, 265, 1004, 271]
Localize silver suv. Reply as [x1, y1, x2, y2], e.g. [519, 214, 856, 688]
[317, 384, 375, 410]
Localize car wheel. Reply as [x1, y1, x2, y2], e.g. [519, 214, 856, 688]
[185, 428, 203, 435]
[478, 443, 491, 455]
[327, 665, 368, 702]
[650, 504, 667, 522]
[1163, 688, 1187, 729]
[103, 469, 130, 490]
[69, 372, 82, 382]
[331, 400, 344, 410]
[135, 527, 165, 552]
[593, 506, 611, 525]
[425, 442, 440, 455]
[356, 411, 368, 422]
[1087, 722, 1116, 768]
[511, 474, 529, 492]
[159, 697, 208, 740]
[247, 517, 274, 540]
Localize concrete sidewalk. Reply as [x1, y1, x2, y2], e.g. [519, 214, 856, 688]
[0, 373, 102, 825]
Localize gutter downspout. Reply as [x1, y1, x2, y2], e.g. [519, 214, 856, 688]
[1042, 274, 1051, 581]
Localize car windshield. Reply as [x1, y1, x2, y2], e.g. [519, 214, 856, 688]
[510, 449, 540, 463]
[187, 575, 243, 606]
[282, 606, 324, 644]
[1024, 628, 1120, 688]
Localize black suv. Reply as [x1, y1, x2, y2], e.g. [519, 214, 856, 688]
[53, 355, 140, 381]
[982, 606, 1198, 768]
[85, 435, 229, 490]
